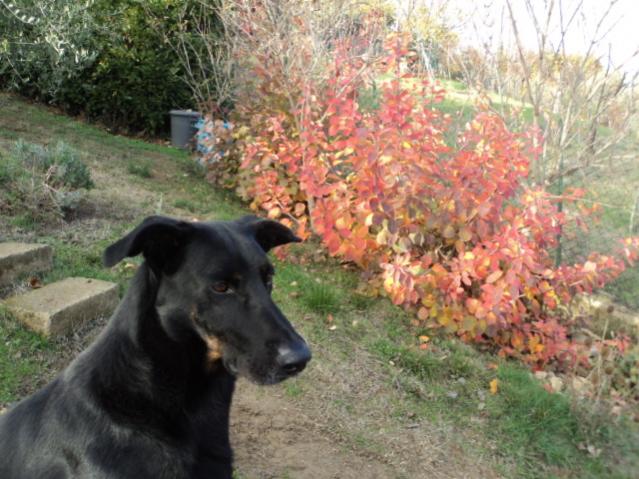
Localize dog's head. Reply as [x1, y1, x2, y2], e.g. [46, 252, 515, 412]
[103, 215, 310, 385]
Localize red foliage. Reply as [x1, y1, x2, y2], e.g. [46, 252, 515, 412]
[202, 26, 639, 368]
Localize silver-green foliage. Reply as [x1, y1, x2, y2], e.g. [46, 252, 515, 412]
[0, 0, 99, 97]
[0, 139, 94, 224]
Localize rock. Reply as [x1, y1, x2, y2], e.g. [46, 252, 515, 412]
[570, 376, 590, 395]
[0, 243, 53, 288]
[548, 375, 564, 392]
[534, 371, 548, 380]
[2, 277, 118, 336]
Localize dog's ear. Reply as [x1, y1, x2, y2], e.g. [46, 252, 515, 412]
[238, 215, 302, 252]
[104, 216, 194, 273]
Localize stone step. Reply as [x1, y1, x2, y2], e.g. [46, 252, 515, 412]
[0, 242, 53, 288]
[2, 277, 119, 336]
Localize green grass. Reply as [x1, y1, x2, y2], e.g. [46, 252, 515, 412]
[604, 267, 639, 310]
[369, 330, 639, 478]
[0, 306, 51, 404]
[283, 379, 304, 398]
[173, 198, 198, 213]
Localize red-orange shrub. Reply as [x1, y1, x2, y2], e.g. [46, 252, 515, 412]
[200, 23, 639, 368]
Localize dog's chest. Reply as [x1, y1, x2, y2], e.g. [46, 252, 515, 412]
[80, 430, 197, 479]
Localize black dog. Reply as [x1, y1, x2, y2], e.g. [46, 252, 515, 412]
[0, 215, 311, 478]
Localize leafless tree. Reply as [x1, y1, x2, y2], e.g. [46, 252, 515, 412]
[458, 0, 638, 188]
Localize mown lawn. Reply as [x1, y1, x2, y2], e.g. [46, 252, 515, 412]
[0, 93, 638, 478]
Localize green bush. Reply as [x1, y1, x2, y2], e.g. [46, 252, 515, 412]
[0, 0, 218, 136]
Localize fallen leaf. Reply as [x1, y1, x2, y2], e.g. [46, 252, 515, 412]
[326, 314, 334, 323]
[489, 379, 499, 394]
[28, 277, 42, 289]
[328, 325, 337, 331]
[418, 335, 430, 343]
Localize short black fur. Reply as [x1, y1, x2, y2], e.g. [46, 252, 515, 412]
[0, 215, 310, 479]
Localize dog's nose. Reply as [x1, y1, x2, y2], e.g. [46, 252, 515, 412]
[277, 342, 311, 376]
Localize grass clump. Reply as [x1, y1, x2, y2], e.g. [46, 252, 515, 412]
[301, 281, 341, 315]
[127, 160, 153, 178]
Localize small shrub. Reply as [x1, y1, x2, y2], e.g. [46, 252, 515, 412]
[12, 140, 94, 190]
[0, 140, 94, 225]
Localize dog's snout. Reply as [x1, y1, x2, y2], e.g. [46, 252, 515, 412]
[276, 342, 311, 376]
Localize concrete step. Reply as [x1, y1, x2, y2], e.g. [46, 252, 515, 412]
[2, 277, 118, 336]
[0, 242, 53, 288]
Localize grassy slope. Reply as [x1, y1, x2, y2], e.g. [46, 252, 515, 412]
[0, 93, 638, 478]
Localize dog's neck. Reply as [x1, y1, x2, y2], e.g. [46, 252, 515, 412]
[79, 264, 236, 441]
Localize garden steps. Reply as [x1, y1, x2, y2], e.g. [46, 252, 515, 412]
[0, 242, 53, 288]
[2, 277, 118, 337]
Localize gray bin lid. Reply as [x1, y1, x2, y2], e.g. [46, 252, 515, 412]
[169, 110, 201, 118]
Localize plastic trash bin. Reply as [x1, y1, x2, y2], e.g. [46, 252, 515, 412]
[169, 110, 201, 149]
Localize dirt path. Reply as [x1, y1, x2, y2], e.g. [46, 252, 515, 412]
[231, 381, 397, 479]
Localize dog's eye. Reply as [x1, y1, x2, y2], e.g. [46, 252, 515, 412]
[212, 281, 231, 294]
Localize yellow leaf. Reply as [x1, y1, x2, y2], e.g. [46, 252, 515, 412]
[402, 141, 412, 149]
[583, 261, 597, 273]
[418, 335, 430, 343]
[421, 295, 436, 307]
[365, 213, 374, 226]
[489, 379, 499, 395]
[462, 316, 477, 332]
[267, 207, 281, 219]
